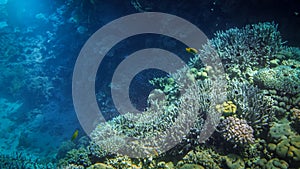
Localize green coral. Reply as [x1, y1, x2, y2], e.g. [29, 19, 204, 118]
[254, 66, 300, 95]
[277, 47, 300, 61]
[180, 147, 221, 169]
[59, 147, 91, 167]
[251, 158, 289, 169]
[149, 76, 179, 102]
[275, 139, 290, 159]
[275, 135, 300, 161]
[282, 59, 300, 68]
[267, 121, 300, 166]
[56, 141, 76, 160]
[268, 120, 293, 143]
[105, 155, 143, 169]
[266, 158, 289, 169]
[289, 108, 300, 133]
[224, 154, 245, 169]
[178, 163, 204, 169]
[86, 163, 114, 169]
[186, 67, 209, 81]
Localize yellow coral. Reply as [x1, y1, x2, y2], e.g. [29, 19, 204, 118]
[216, 101, 237, 117]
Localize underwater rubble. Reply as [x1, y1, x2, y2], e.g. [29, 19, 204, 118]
[54, 22, 300, 169]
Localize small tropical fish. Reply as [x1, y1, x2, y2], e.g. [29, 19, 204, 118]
[185, 47, 198, 55]
[71, 129, 79, 141]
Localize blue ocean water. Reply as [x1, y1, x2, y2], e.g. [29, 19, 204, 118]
[0, 0, 300, 168]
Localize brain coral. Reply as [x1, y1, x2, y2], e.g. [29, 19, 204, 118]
[254, 66, 300, 95]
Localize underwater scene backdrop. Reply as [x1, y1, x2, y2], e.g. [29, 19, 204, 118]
[0, 0, 300, 168]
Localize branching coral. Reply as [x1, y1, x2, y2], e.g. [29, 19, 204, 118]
[210, 22, 283, 71]
[90, 76, 226, 158]
[227, 80, 274, 135]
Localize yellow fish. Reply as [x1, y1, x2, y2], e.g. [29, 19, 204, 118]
[71, 129, 79, 141]
[186, 47, 198, 55]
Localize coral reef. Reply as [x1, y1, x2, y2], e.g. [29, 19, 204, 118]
[227, 80, 274, 135]
[57, 22, 300, 169]
[254, 66, 300, 95]
[210, 22, 282, 75]
[105, 155, 142, 169]
[267, 120, 300, 166]
[59, 147, 92, 167]
[290, 107, 300, 132]
[0, 152, 55, 168]
[216, 101, 237, 117]
[90, 76, 226, 158]
[219, 116, 255, 146]
[178, 147, 221, 169]
[266, 158, 289, 169]
[224, 154, 245, 169]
